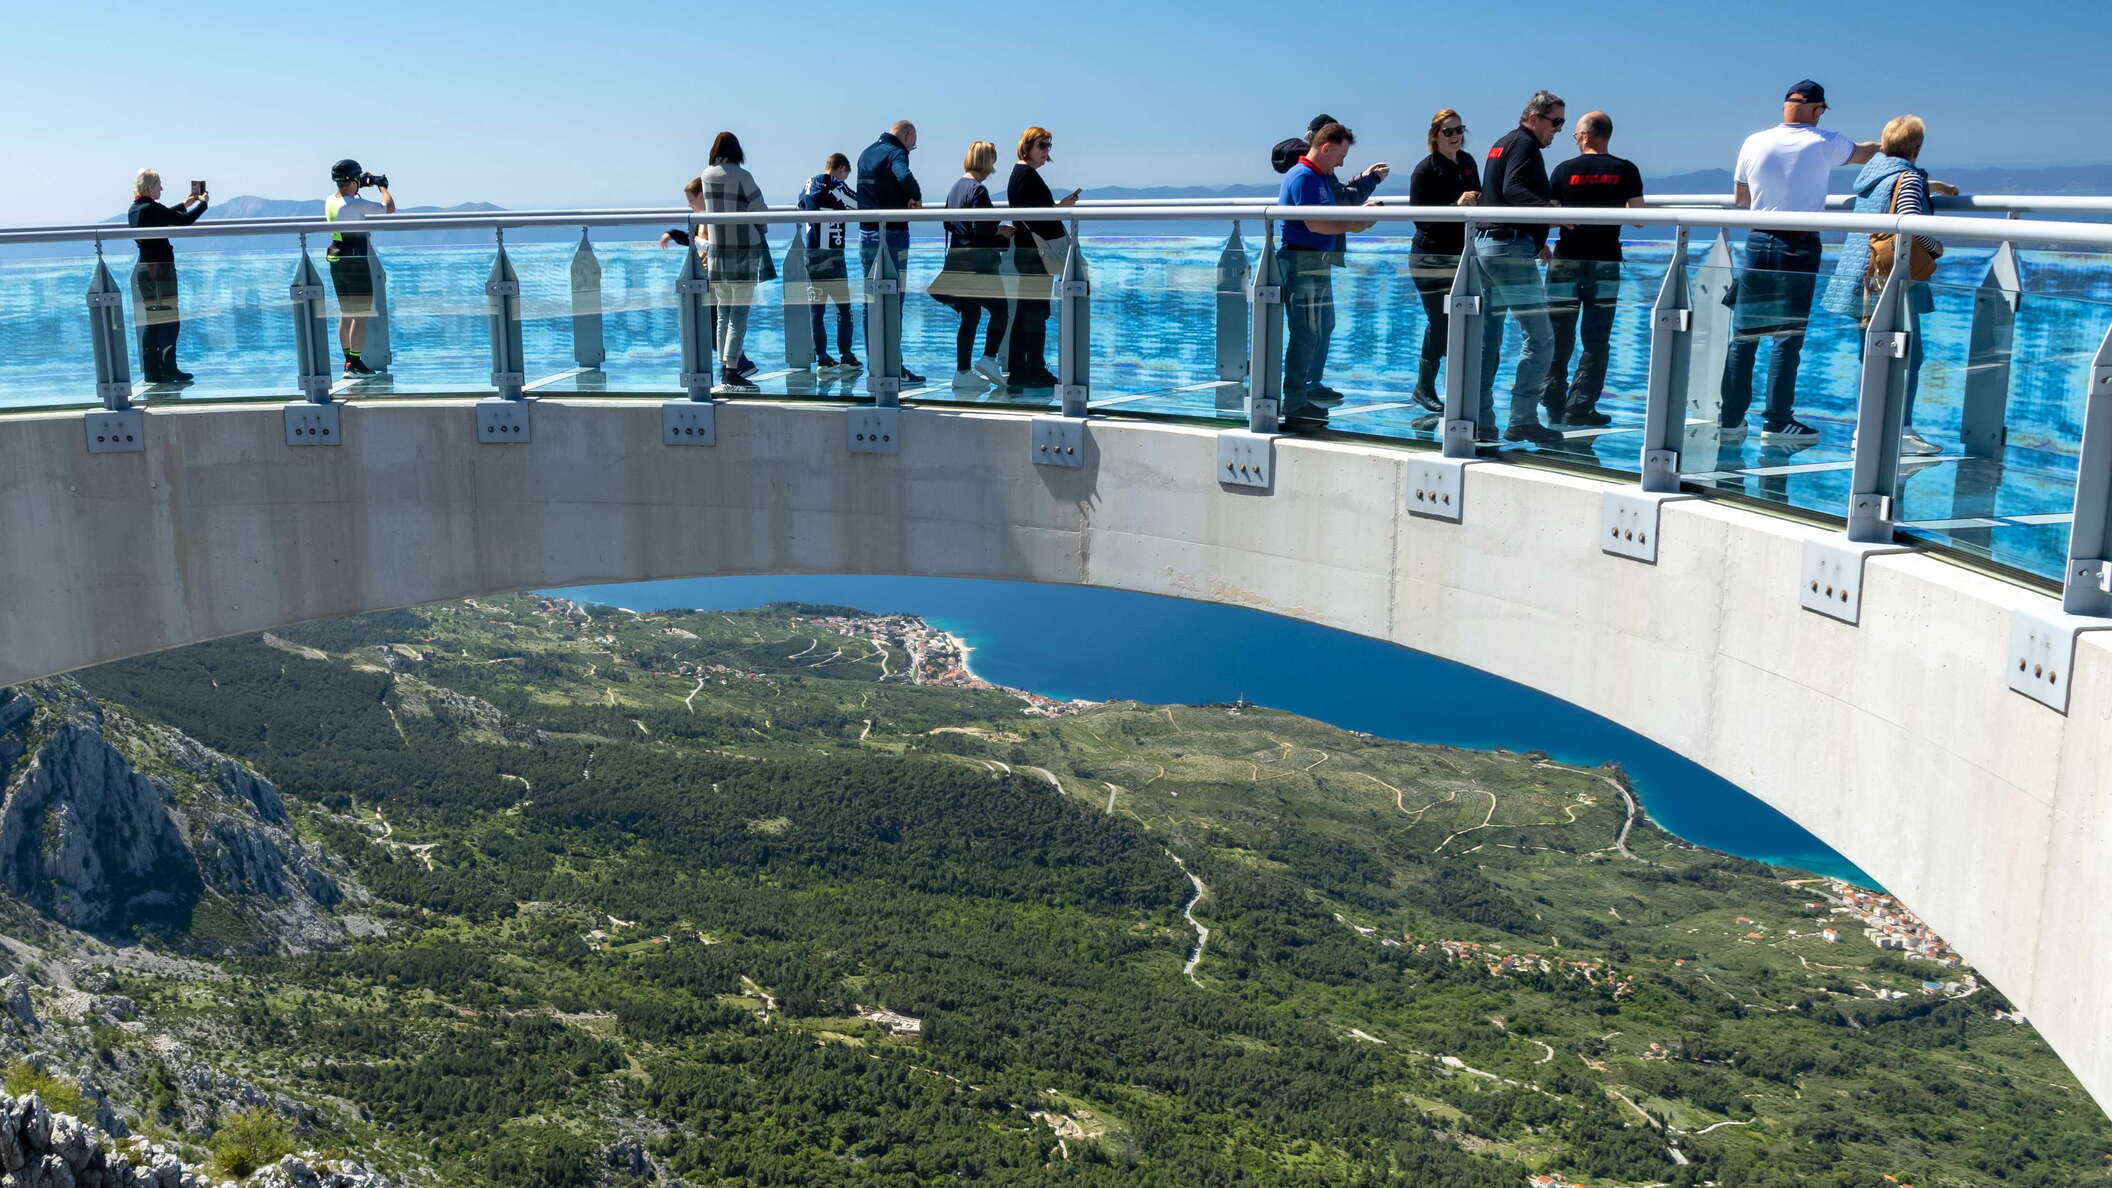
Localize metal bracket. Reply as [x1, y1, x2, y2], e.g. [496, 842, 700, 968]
[868, 376, 903, 402]
[1031, 415, 1085, 468]
[1441, 418, 1477, 458]
[1445, 294, 1482, 316]
[1653, 308, 1692, 332]
[1601, 490, 1696, 564]
[868, 278, 901, 296]
[1866, 331, 1910, 359]
[484, 280, 521, 297]
[84, 409, 144, 454]
[849, 407, 899, 454]
[1252, 285, 1280, 303]
[476, 397, 532, 444]
[1798, 538, 1911, 624]
[95, 381, 133, 405]
[491, 371, 526, 388]
[289, 283, 325, 302]
[1056, 384, 1088, 408]
[676, 278, 710, 295]
[1407, 455, 1478, 523]
[662, 400, 716, 446]
[1058, 280, 1089, 298]
[678, 371, 714, 390]
[283, 401, 341, 446]
[2007, 608, 2112, 713]
[1217, 429, 1274, 490]
[85, 291, 124, 309]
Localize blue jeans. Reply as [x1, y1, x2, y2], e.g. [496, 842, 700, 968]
[1475, 234, 1555, 427]
[1721, 230, 1822, 426]
[859, 233, 909, 378]
[1279, 250, 1336, 419]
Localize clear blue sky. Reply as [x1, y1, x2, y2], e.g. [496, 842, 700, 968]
[5, 0, 2100, 224]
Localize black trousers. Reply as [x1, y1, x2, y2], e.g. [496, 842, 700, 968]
[132, 261, 181, 379]
[1544, 259, 1622, 407]
[1007, 245, 1051, 377]
[1410, 252, 1457, 394]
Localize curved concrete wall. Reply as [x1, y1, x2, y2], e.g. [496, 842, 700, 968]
[1, 399, 2107, 1109]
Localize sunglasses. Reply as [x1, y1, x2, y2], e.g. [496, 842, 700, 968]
[1440, 126, 1466, 137]
[1541, 115, 1566, 130]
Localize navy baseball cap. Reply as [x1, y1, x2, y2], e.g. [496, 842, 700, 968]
[1784, 80, 1828, 105]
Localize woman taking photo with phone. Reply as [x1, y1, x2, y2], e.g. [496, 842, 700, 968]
[1004, 126, 1078, 392]
[128, 169, 209, 384]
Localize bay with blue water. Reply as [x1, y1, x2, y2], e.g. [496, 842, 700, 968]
[545, 574, 1874, 887]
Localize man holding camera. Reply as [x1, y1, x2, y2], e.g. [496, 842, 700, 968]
[325, 159, 395, 377]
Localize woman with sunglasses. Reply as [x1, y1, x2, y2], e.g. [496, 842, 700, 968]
[1406, 110, 1481, 411]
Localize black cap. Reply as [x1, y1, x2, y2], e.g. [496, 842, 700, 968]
[1306, 113, 1337, 135]
[330, 159, 362, 183]
[1784, 80, 1827, 105]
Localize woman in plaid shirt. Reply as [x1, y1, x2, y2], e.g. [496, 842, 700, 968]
[699, 132, 776, 393]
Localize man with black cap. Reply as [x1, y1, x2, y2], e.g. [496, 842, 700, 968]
[1273, 114, 1388, 204]
[325, 159, 396, 377]
[1719, 80, 1877, 443]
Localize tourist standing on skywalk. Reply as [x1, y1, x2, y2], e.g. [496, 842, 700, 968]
[1820, 115, 1957, 457]
[858, 121, 925, 386]
[1277, 122, 1377, 432]
[1543, 110, 1645, 430]
[1406, 108, 1480, 412]
[325, 160, 394, 377]
[126, 169, 208, 385]
[660, 176, 758, 382]
[933, 141, 1012, 389]
[1719, 80, 1879, 444]
[1004, 126, 1078, 393]
[699, 132, 774, 394]
[1475, 91, 1567, 447]
[799, 153, 861, 372]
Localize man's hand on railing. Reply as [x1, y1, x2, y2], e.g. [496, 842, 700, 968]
[1457, 191, 1480, 207]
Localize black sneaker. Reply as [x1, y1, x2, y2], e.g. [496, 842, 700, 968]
[1306, 385, 1347, 408]
[1761, 417, 1821, 442]
[715, 370, 759, 394]
[343, 356, 375, 376]
[1282, 415, 1330, 434]
[900, 368, 926, 386]
[1504, 420, 1563, 447]
[1473, 424, 1500, 444]
[735, 356, 759, 379]
[815, 353, 840, 370]
[166, 368, 195, 384]
[1411, 387, 1444, 413]
[837, 353, 863, 370]
[1562, 397, 1612, 428]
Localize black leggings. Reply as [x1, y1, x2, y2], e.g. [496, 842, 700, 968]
[132, 261, 182, 380]
[1007, 245, 1052, 376]
[952, 297, 1008, 371]
[1410, 252, 1455, 392]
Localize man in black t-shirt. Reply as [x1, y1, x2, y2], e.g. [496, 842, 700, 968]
[1543, 110, 1645, 427]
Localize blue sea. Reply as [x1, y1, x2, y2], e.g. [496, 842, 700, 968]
[546, 574, 1875, 887]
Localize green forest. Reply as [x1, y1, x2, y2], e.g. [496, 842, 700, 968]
[53, 595, 2112, 1186]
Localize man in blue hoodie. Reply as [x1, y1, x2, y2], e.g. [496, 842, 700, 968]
[857, 121, 924, 385]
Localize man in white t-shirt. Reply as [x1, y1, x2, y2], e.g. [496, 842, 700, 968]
[324, 159, 396, 377]
[1718, 81, 1877, 443]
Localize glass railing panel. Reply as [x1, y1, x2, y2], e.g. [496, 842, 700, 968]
[133, 243, 300, 403]
[1675, 256, 1865, 519]
[1515, 244, 1669, 474]
[1894, 284, 2112, 583]
[327, 241, 489, 399]
[3, 249, 122, 410]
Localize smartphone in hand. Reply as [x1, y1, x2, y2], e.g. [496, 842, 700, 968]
[190, 180, 206, 197]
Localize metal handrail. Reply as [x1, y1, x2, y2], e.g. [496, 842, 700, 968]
[17, 191, 2112, 244]
[12, 202, 2112, 251]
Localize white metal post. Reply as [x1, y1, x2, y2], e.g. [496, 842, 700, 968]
[1244, 222, 1282, 433]
[86, 246, 131, 410]
[782, 232, 815, 371]
[290, 235, 333, 403]
[485, 232, 525, 401]
[1055, 228, 1090, 417]
[1846, 245, 1914, 543]
[865, 244, 902, 407]
[2063, 324, 2112, 616]
[1640, 226, 1694, 491]
[1215, 223, 1248, 383]
[676, 220, 713, 401]
[569, 229, 606, 369]
[1440, 234, 1486, 459]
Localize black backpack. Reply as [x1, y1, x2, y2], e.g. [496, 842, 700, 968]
[1271, 137, 1308, 174]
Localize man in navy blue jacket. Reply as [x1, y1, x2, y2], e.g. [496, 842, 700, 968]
[800, 153, 860, 369]
[857, 121, 925, 384]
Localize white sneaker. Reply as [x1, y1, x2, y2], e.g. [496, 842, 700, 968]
[952, 369, 985, 388]
[1900, 429, 1940, 456]
[972, 355, 1005, 385]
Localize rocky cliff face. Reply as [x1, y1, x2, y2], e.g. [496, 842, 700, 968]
[0, 682, 361, 954]
[0, 1090, 388, 1187]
